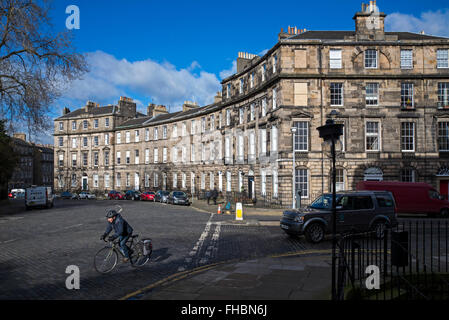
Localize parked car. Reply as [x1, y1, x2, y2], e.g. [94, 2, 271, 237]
[356, 181, 449, 218]
[155, 190, 170, 203]
[108, 190, 125, 200]
[140, 191, 156, 201]
[168, 191, 190, 206]
[60, 191, 74, 199]
[25, 186, 54, 210]
[125, 190, 141, 200]
[280, 191, 398, 243]
[10, 188, 25, 199]
[78, 191, 96, 200]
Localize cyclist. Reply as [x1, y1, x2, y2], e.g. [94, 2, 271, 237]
[100, 209, 134, 262]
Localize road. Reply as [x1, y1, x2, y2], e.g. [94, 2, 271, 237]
[0, 199, 327, 299]
[0, 199, 447, 300]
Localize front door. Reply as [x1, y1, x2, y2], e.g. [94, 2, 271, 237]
[248, 176, 255, 199]
[135, 173, 140, 191]
[82, 177, 88, 191]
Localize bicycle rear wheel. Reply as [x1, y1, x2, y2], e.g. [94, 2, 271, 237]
[94, 247, 118, 273]
[130, 242, 150, 267]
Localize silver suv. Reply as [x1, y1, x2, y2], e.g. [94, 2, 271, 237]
[280, 191, 398, 243]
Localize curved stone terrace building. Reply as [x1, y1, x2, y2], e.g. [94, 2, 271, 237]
[54, 2, 449, 206]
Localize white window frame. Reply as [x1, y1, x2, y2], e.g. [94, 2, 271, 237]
[163, 147, 167, 163]
[295, 168, 309, 198]
[145, 148, 150, 164]
[272, 88, 277, 109]
[365, 120, 381, 152]
[330, 83, 344, 106]
[154, 148, 159, 163]
[293, 121, 309, 152]
[401, 122, 415, 152]
[400, 49, 413, 69]
[437, 49, 449, 69]
[366, 83, 379, 106]
[329, 49, 342, 69]
[365, 49, 378, 69]
[125, 131, 130, 143]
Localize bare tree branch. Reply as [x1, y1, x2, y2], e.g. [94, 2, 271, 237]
[0, 0, 88, 133]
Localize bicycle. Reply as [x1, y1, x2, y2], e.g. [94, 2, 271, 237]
[94, 205, 152, 273]
[94, 234, 152, 274]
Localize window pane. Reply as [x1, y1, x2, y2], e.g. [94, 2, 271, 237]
[438, 122, 449, 151]
[366, 83, 379, 105]
[294, 121, 308, 151]
[366, 121, 380, 151]
[330, 83, 343, 106]
[401, 122, 415, 151]
[437, 49, 449, 68]
[295, 169, 308, 198]
[400, 50, 413, 69]
[401, 83, 414, 107]
[438, 83, 449, 107]
[329, 49, 342, 69]
[365, 50, 377, 68]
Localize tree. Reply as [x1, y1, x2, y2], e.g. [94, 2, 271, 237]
[0, 119, 17, 199]
[0, 0, 88, 132]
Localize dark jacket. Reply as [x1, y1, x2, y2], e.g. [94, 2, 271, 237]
[211, 189, 218, 199]
[103, 214, 133, 240]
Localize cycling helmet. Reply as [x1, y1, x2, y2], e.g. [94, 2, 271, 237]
[106, 209, 118, 219]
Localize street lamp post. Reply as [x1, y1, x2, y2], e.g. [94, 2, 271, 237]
[291, 127, 297, 209]
[317, 119, 343, 301]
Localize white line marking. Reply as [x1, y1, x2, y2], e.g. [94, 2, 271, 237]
[178, 213, 215, 271]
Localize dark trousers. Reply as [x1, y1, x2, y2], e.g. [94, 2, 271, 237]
[119, 235, 131, 258]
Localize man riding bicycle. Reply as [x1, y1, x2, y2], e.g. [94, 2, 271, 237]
[100, 210, 134, 262]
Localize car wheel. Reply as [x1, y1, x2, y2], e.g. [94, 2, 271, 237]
[305, 223, 325, 243]
[440, 208, 449, 218]
[371, 220, 387, 239]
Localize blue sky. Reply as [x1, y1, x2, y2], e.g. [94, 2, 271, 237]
[40, 0, 449, 143]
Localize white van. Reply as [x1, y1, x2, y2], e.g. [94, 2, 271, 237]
[25, 186, 54, 210]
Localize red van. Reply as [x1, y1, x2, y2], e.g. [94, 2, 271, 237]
[356, 181, 449, 217]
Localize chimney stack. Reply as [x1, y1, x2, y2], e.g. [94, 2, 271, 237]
[62, 107, 71, 115]
[147, 104, 168, 117]
[13, 133, 26, 141]
[182, 101, 199, 112]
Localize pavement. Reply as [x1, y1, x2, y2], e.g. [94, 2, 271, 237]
[131, 251, 333, 300]
[190, 198, 284, 219]
[118, 199, 334, 301]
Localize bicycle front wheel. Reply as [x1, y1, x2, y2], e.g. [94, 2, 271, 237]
[130, 242, 150, 267]
[94, 247, 118, 274]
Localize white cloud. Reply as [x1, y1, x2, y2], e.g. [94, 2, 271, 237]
[59, 51, 221, 110]
[386, 9, 449, 37]
[219, 60, 237, 80]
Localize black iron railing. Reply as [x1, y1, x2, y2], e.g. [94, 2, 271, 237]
[336, 220, 449, 300]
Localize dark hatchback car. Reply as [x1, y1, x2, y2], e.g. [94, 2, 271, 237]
[168, 191, 190, 206]
[125, 190, 141, 200]
[155, 190, 170, 203]
[60, 191, 73, 199]
[280, 191, 398, 243]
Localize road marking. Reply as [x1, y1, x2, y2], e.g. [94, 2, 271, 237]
[178, 213, 215, 272]
[1, 238, 19, 244]
[0, 216, 24, 224]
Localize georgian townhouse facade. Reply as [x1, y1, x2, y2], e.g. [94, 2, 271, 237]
[54, 3, 449, 207]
